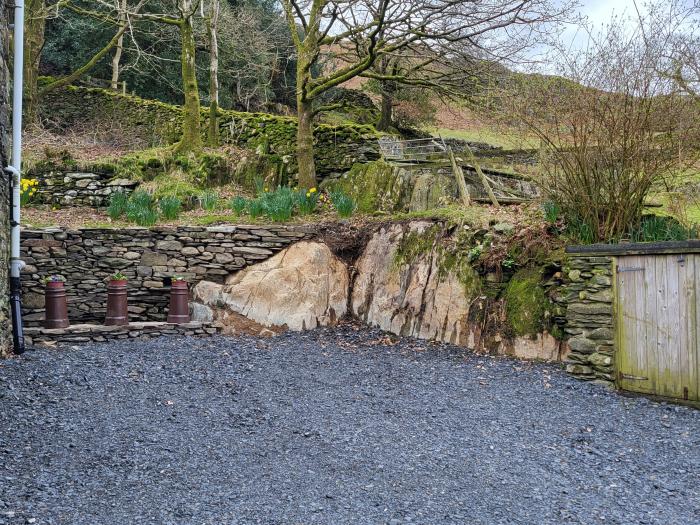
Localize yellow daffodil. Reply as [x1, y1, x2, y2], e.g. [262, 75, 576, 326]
[310, 188, 317, 193]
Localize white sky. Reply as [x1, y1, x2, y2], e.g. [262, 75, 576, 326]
[563, 0, 647, 51]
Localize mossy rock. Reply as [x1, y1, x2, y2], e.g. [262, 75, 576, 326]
[232, 154, 286, 190]
[326, 161, 405, 213]
[504, 268, 549, 336]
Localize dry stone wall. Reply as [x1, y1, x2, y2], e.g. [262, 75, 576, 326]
[41, 85, 380, 178]
[28, 167, 137, 206]
[554, 255, 615, 384]
[20, 225, 312, 326]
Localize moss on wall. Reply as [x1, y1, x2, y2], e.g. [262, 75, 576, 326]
[336, 161, 405, 213]
[40, 84, 380, 177]
[504, 268, 548, 336]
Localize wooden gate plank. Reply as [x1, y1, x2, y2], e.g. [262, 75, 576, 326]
[692, 255, 700, 400]
[617, 255, 654, 394]
[641, 254, 658, 394]
[658, 255, 684, 399]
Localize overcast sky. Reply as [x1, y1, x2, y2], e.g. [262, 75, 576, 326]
[563, 0, 647, 51]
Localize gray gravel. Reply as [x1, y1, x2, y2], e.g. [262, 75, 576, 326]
[1, 325, 699, 525]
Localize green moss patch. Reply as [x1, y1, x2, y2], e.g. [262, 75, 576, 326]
[504, 268, 548, 336]
[40, 84, 380, 177]
[327, 161, 404, 213]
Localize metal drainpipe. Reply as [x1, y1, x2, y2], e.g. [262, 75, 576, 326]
[4, 0, 26, 354]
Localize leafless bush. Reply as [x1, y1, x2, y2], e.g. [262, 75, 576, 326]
[505, 15, 700, 242]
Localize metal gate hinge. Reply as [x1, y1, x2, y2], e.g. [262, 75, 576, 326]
[617, 266, 645, 273]
[618, 372, 648, 381]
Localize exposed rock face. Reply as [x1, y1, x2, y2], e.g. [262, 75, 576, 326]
[193, 242, 348, 331]
[352, 222, 473, 345]
[352, 222, 561, 361]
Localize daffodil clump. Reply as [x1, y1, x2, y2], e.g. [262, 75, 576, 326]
[296, 187, 318, 215]
[20, 178, 39, 206]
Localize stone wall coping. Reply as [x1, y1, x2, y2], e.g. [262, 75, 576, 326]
[566, 240, 700, 256]
[25, 321, 208, 335]
[20, 224, 314, 235]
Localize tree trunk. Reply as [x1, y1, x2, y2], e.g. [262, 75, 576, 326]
[176, 14, 203, 154]
[23, 0, 46, 126]
[41, 23, 131, 96]
[378, 85, 394, 131]
[207, 0, 220, 147]
[110, 0, 127, 90]
[296, 97, 316, 189]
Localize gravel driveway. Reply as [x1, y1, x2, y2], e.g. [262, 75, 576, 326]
[1, 326, 698, 525]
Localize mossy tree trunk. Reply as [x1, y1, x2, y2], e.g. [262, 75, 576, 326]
[176, 9, 203, 154]
[207, 0, 220, 147]
[282, 0, 385, 189]
[134, 0, 203, 153]
[24, 0, 46, 126]
[296, 97, 316, 189]
[377, 80, 396, 131]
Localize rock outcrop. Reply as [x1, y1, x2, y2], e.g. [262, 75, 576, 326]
[192, 242, 348, 331]
[351, 222, 474, 345]
[351, 222, 561, 360]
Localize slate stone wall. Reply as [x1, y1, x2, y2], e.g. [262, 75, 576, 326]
[555, 255, 615, 384]
[0, 0, 11, 356]
[27, 168, 137, 207]
[40, 85, 380, 178]
[20, 225, 313, 326]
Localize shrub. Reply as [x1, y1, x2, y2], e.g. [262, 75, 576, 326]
[262, 186, 295, 222]
[295, 187, 319, 215]
[158, 196, 182, 220]
[330, 190, 356, 218]
[199, 190, 219, 211]
[229, 196, 248, 215]
[108, 190, 129, 219]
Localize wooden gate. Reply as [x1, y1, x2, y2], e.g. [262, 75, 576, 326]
[615, 254, 699, 401]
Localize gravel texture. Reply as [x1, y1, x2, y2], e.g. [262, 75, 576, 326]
[1, 325, 699, 525]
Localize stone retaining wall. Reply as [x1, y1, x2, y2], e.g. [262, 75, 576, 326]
[29, 168, 137, 207]
[556, 255, 615, 384]
[20, 225, 313, 326]
[25, 321, 220, 346]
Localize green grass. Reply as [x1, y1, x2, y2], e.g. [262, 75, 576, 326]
[432, 127, 539, 151]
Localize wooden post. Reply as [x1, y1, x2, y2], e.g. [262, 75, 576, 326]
[447, 147, 471, 206]
[463, 143, 500, 207]
[122, 81, 127, 95]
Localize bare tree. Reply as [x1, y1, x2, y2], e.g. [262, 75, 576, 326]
[282, 0, 573, 189]
[505, 14, 700, 242]
[40, 1, 147, 96]
[111, 0, 129, 90]
[635, 0, 700, 102]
